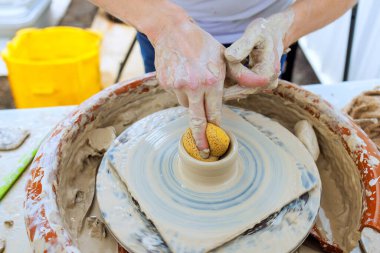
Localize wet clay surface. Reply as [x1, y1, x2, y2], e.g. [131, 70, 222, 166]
[227, 93, 363, 252]
[55, 83, 361, 252]
[19, 78, 380, 253]
[98, 106, 319, 252]
[55, 84, 179, 251]
[0, 107, 75, 253]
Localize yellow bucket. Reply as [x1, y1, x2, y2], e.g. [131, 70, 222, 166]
[1, 27, 102, 108]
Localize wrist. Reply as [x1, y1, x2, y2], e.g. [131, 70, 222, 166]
[283, 28, 294, 49]
[138, 1, 191, 45]
[267, 9, 295, 50]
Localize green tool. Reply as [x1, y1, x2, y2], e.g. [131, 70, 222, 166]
[0, 146, 39, 200]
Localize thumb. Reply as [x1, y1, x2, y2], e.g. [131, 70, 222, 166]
[226, 62, 269, 88]
[224, 19, 264, 63]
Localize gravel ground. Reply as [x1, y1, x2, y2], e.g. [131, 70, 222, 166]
[0, 0, 319, 109]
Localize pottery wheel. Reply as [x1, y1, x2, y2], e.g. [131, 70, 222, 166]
[97, 106, 321, 253]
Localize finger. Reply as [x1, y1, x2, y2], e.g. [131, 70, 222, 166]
[224, 21, 263, 63]
[205, 80, 223, 126]
[187, 90, 209, 158]
[227, 62, 269, 88]
[174, 90, 189, 107]
[250, 36, 279, 89]
[251, 35, 276, 77]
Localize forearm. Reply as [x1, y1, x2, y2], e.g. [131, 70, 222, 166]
[88, 0, 189, 43]
[284, 0, 357, 48]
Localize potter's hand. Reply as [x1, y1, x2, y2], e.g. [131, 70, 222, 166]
[225, 10, 294, 89]
[153, 20, 225, 158]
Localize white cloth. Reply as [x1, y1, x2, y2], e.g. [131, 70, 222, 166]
[171, 0, 292, 44]
[348, 0, 380, 81]
[299, 0, 380, 83]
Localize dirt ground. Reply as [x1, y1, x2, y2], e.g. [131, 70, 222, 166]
[0, 0, 319, 109]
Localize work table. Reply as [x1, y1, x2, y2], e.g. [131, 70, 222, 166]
[1, 79, 379, 253]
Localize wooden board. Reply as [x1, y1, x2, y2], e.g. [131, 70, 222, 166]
[119, 41, 145, 82]
[91, 10, 143, 88]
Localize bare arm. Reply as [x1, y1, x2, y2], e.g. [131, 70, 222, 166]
[284, 0, 357, 48]
[88, 0, 189, 43]
[225, 0, 357, 89]
[88, 0, 231, 158]
[88, 0, 357, 154]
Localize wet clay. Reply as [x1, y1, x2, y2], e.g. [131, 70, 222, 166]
[55, 81, 362, 252]
[57, 126, 116, 238]
[56, 85, 179, 249]
[106, 106, 317, 252]
[294, 120, 320, 161]
[0, 127, 29, 150]
[227, 93, 362, 252]
[97, 105, 320, 253]
[77, 194, 118, 253]
[0, 238, 5, 253]
[344, 87, 380, 149]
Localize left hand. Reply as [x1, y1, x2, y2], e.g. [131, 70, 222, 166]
[224, 10, 294, 90]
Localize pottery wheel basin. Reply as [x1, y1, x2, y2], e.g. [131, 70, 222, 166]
[24, 73, 380, 253]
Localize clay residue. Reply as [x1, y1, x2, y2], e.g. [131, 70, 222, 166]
[57, 126, 116, 238]
[3, 220, 13, 228]
[344, 87, 380, 149]
[87, 127, 116, 152]
[315, 145, 362, 252]
[56, 150, 106, 239]
[76, 196, 118, 253]
[0, 238, 5, 253]
[0, 127, 29, 150]
[56, 84, 178, 249]
[86, 216, 106, 239]
[294, 120, 320, 161]
[227, 93, 362, 252]
[111, 106, 317, 253]
[55, 80, 362, 252]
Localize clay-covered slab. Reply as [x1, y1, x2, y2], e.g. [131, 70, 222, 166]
[97, 106, 320, 253]
[0, 127, 29, 150]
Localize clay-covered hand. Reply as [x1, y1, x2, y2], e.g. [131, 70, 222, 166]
[225, 10, 294, 90]
[152, 20, 225, 158]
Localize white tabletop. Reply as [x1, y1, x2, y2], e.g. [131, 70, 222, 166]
[1, 78, 380, 253]
[304, 79, 380, 109]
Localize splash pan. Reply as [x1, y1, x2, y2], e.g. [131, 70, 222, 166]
[24, 74, 380, 253]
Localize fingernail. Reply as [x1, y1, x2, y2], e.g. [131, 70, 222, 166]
[199, 149, 210, 159]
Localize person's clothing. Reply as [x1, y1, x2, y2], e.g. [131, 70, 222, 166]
[171, 0, 292, 44]
[136, 33, 156, 73]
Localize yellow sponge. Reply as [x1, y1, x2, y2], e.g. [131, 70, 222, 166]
[206, 123, 230, 157]
[182, 123, 230, 162]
